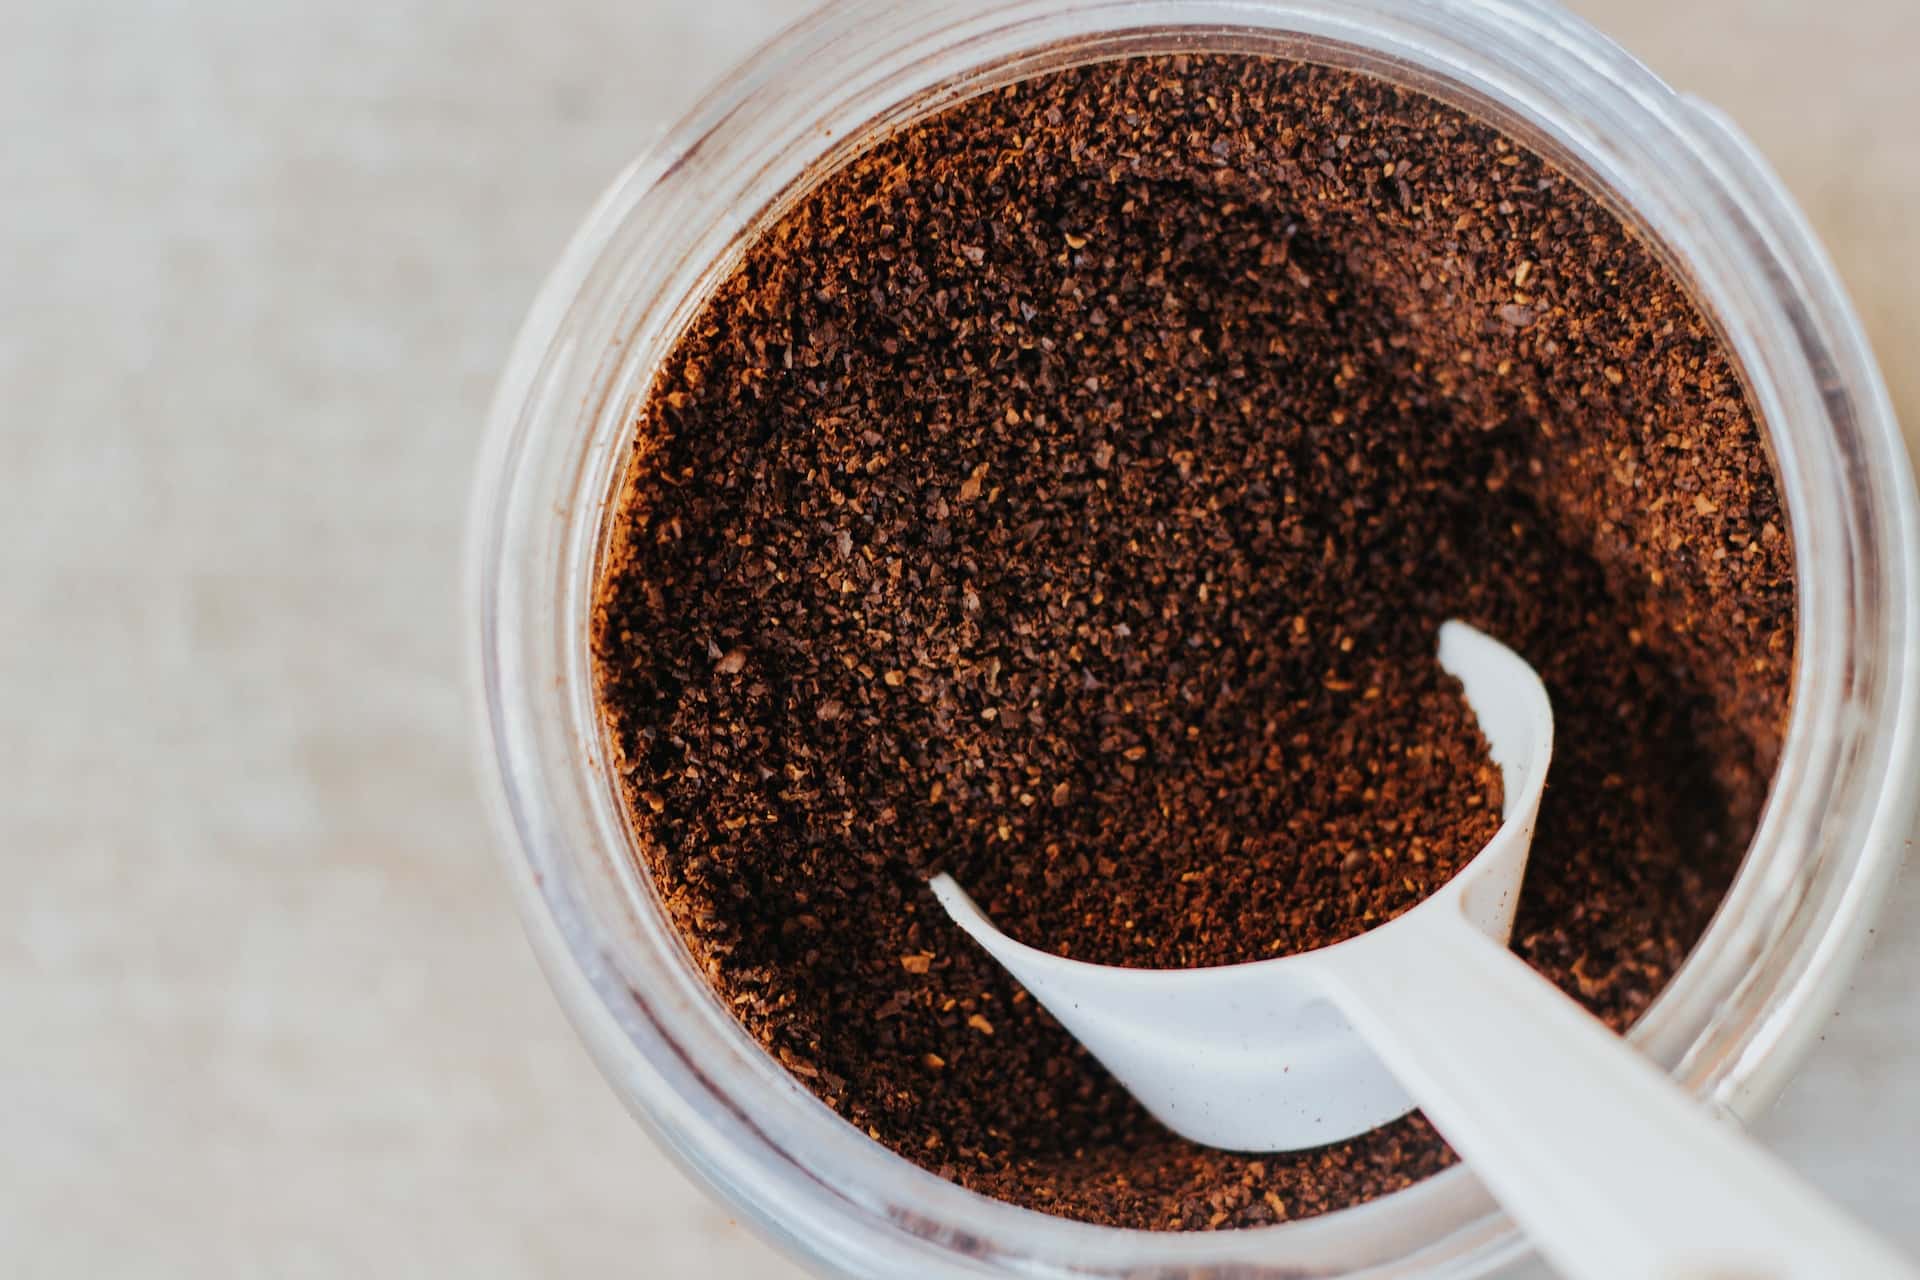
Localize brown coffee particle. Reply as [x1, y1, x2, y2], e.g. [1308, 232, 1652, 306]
[593, 56, 1793, 1230]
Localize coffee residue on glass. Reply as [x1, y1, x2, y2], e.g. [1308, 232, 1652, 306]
[592, 55, 1794, 1230]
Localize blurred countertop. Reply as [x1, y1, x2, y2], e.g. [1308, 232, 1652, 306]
[3, 1, 1914, 1274]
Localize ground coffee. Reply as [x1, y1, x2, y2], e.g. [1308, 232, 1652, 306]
[593, 55, 1794, 1230]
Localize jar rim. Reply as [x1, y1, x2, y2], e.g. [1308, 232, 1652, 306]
[468, 2, 1920, 1276]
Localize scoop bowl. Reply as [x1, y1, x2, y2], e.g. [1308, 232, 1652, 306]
[930, 620, 1549, 1150]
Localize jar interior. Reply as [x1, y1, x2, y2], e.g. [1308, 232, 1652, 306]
[584, 28, 1794, 1239]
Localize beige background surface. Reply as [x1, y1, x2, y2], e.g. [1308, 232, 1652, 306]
[3, 1, 1915, 1276]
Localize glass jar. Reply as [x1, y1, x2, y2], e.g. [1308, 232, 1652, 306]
[466, 0, 1920, 1275]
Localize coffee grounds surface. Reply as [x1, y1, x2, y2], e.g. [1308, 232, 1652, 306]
[593, 55, 1794, 1230]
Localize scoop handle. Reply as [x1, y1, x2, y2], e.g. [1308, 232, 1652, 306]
[1319, 903, 1917, 1280]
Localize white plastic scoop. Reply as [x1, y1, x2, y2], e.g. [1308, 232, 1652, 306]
[932, 621, 1916, 1280]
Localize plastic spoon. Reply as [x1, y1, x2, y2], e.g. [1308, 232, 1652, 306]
[931, 621, 1916, 1280]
